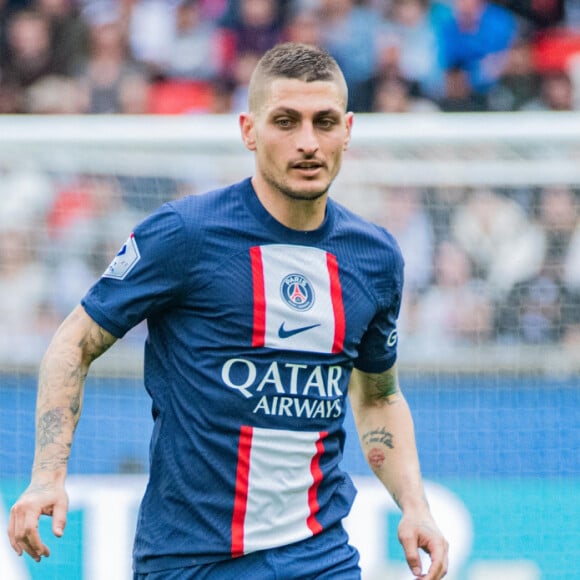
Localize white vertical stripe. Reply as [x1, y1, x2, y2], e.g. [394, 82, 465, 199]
[243, 427, 320, 553]
[259, 245, 335, 353]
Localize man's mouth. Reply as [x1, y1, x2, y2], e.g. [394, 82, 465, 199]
[292, 161, 324, 171]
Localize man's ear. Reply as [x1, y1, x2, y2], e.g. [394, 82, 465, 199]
[239, 112, 256, 151]
[343, 112, 354, 151]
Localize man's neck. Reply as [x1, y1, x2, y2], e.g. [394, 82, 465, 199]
[251, 176, 328, 232]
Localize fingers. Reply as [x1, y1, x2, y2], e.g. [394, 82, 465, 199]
[8, 502, 51, 562]
[7, 505, 22, 556]
[399, 521, 449, 580]
[51, 499, 68, 538]
[421, 537, 449, 580]
[399, 531, 423, 577]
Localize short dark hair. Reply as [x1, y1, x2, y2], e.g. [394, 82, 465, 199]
[248, 43, 347, 112]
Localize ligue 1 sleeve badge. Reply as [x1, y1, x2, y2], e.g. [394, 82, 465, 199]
[102, 233, 141, 280]
[280, 273, 315, 311]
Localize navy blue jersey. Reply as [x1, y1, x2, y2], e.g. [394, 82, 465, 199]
[81, 178, 404, 573]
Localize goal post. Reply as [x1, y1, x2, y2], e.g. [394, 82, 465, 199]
[2, 111, 580, 186]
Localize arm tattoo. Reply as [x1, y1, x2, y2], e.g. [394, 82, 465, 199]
[35, 407, 71, 472]
[69, 390, 81, 418]
[362, 427, 394, 449]
[78, 324, 116, 364]
[33, 310, 116, 474]
[361, 427, 395, 471]
[37, 408, 64, 447]
[363, 371, 400, 405]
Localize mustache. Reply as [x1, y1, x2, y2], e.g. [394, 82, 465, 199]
[289, 157, 326, 168]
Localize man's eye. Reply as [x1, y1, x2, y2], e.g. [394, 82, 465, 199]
[317, 118, 335, 129]
[276, 118, 293, 128]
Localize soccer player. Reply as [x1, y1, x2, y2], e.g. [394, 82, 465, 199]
[8, 43, 448, 579]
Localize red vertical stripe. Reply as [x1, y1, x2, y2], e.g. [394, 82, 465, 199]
[231, 425, 253, 557]
[250, 246, 266, 347]
[326, 253, 345, 353]
[306, 431, 327, 535]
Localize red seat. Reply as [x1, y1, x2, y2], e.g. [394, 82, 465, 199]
[148, 80, 214, 114]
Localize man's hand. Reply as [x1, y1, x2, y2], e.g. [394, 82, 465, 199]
[7, 481, 68, 562]
[398, 512, 448, 579]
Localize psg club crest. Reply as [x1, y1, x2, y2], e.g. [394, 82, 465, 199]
[280, 273, 315, 311]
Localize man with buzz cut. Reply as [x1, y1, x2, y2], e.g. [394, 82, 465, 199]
[8, 42, 448, 579]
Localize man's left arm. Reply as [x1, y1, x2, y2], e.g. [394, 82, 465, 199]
[348, 363, 448, 580]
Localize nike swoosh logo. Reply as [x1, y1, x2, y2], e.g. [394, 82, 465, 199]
[278, 322, 321, 339]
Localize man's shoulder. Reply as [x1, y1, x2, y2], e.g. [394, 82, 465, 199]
[331, 198, 400, 250]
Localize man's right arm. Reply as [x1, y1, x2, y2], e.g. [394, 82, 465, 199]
[7, 305, 116, 562]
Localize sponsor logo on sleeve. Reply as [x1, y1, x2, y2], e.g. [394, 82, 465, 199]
[102, 233, 141, 280]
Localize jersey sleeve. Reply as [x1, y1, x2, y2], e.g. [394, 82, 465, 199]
[81, 203, 191, 338]
[353, 233, 404, 374]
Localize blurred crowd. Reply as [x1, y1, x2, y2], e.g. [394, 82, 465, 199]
[1, 0, 580, 365]
[372, 184, 580, 357]
[0, 168, 579, 363]
[2, 0, 580, 114]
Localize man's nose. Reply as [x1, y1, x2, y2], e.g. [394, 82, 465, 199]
[296, 123, 319, 155]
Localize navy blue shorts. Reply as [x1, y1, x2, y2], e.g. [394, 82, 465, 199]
[133, 523, 360, 580]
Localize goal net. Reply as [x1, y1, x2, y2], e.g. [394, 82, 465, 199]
[0, 112, 578, 580]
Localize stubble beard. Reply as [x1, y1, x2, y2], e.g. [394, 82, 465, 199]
[263, 170, 333, 203]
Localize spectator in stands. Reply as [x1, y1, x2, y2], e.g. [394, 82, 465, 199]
[218, 0, 292, 28]
[438, 65, 488, 112]
[534, 186, 580, 344]
[523, 70, 576, 111]
[378, 186, 435, 296]
[451, 187, 545, 298]
[496, 185, 580, 345]
[0, 0, 29, 54]
[408, 239, 494, 351]
[139, 0, 226, 114]
[561, 192, 580, 348]
[0, 169, 57, 360]
[318, 0, 381, 112]
[372, 74, 440, 113]
[45, 174, 144, 317]
[283, 6, 321, 46]
[24, 74, 87, 113]
[539, 185, 580, 341]
[537, 185, 579, 262]
[209, 75, 237, 113]
[487, 36, 543, 111]
[0, 83, 22, 113]
[126, 0, 177, 79]
[117, 71, 151, 113]
[227, 48, 262, 112]
[75, 9, 149, 113]
[0, 225, 57, 358]
[196, 0, 227, 22]
[164, 0, 224, 81]
[377, 0, 445, 101]
[33, 0, 90, 76]
[563, 213, 580, 294]
[437, 0, 517, 100]
[220, 0, 283, 78]
[425, 185, 470, 245]
[496, 254, 571, 344]
[0, 9, 60, 91]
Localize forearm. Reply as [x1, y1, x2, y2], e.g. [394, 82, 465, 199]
[357, 396, 427, 513]
[350, 367, 428, 514]
[31, 306, 116, 483]
[350, 367, 449, 577]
